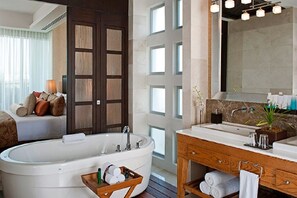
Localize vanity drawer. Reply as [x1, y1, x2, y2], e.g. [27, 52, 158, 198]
[276, 170, 297, 196]
[188, 145, 230, 172]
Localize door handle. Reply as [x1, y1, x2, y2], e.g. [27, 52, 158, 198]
[97, 100, 101, 105]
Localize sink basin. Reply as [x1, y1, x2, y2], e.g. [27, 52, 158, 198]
[191, 122, 259, 142]
[273, 136, 297, 153]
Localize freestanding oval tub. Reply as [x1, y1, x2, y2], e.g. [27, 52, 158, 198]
[0, 133, 154, 198]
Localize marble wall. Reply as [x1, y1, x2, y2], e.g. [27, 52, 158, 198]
[206, 99, 297, 137]
[227, 8, 295, 94]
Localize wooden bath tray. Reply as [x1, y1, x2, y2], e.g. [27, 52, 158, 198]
[81, 166, 143, 198]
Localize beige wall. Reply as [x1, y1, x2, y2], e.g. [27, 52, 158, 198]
[227, 8, 295, 95]
[52, 21, 67, 93]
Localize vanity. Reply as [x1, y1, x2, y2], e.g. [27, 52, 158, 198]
[177, 123, 297, 197]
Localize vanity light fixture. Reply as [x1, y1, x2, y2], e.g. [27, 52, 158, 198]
[210, 0, 220, 13]
[225, 0, 235, 9]
[256, 8, 265, 17]
[241, 11, 250, 20]
[273, 4, 282, 14]
[241, 0, 252, 4]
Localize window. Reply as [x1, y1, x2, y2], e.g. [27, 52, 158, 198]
[177, 0, 183, 28]
[150, 46, 165, 74]
[176, 43, 183, 74]
[176, 86, 182, 118]
[150, 4, 165, 34]
[150, 126, 165, 157]
[150, 86, 165, 115]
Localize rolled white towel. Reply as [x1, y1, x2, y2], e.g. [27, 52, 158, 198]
[62, 133, 85, 143]
[210, 177, 239, 198]
[116, 174, 126, 182]
[205, 170, 236, 186]
[102, 162, 121, 177]
[199, 181, 211, 195]
[104, 172, 119, 185]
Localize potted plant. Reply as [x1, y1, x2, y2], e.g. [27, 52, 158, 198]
[255, 105, 287, 145]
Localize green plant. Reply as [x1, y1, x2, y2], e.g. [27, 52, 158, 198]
[256, 105, 277, 130]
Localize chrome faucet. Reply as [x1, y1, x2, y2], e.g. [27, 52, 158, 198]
[231, 106, 247, 117]
[122, 126, 131, 150]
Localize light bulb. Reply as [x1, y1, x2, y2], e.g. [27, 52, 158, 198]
[256, 8, 265, 17]
[273, 5, 282, 14]
[210, 3, 219, 13]
[225, 0, 235, 9]
[241, 0, 251, 4]
[241, 11, 250, 21]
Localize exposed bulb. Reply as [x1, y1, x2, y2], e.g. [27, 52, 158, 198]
[241, 0, 251, 4]
[256, 8, 265, 17]
[210, 3, 219, 13]
[273, 5, 282, 14]
[241, 11, 250, 21]
[225, 0, 235, 9]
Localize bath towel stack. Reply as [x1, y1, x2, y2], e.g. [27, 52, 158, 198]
[199, 170, 239, 198]
[102, 162, 126, 185]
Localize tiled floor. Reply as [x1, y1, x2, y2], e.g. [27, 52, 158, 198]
[151, 165, 177, 187]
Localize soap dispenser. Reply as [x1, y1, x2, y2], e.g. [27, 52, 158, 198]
[211, 109, 222, 124]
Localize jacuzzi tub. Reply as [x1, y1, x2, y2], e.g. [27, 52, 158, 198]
[0, 133, 154, 198]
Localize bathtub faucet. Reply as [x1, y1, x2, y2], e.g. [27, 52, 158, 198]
[122, 126, 131, 150]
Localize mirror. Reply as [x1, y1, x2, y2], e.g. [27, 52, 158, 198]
[0, 0, 67, 95]
[212, 1, 297, 102]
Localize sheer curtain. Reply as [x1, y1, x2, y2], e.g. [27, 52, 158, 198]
[0, 28, 52, 110]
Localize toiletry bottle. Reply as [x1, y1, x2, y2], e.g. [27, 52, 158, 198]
[291, 96, 297, 110]
[97, 168, 101, 184]
[267, 92, 272, 106]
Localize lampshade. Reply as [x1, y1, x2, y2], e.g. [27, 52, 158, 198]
[241, 0, 251, 4]
[256, 8, 265, 17]
[241, 11, 250, 21]
[210, 3, 219, 13]
[225, 0, 235, 9]
[46, 80, 57, 93]
[273, 5, 282, 14]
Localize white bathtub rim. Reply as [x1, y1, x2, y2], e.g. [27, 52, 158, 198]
[0, 134, 154, 176]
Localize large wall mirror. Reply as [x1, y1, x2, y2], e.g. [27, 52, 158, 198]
[211, 0, 297, 102]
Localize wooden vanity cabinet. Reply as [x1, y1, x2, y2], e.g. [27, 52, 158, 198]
[177, 133, 297, 198]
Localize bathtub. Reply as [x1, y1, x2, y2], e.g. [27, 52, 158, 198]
[0, 133, 154, 198]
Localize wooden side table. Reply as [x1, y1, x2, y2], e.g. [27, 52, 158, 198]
[81, 166, 143, 198]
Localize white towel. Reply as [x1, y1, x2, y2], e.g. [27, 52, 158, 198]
[210, 178, 239, 198]
[205, 170, 236, 186]
[102, 162, 121, 177]
[103, 172, 118, 185]
[199, 181, 211, 195]
[116, 174, 126, 182]
[62, 133, 85, 143]
[239, 170, 259, 198]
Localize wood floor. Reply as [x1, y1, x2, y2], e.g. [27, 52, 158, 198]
[136, 175, 177, 198]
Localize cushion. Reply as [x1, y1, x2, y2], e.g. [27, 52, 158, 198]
[35, 100, 49, 116]
[33, 91, 42, 98]
[39, 92, 49, 100]
[47, 94, 58, 102]
[23, 93, 36, 115]
[49, 96, 65, 116]
[10, 104, 27, 117]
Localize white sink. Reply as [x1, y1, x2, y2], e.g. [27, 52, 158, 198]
[191, 122, 259, 143]
[273, 136, 297, 153]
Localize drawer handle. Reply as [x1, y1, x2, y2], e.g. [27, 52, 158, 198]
[191, 151, 196, 155]
[218, 160, 223, 164]
[284, 180, 290, 185]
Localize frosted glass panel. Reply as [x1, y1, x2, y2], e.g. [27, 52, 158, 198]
[75, 25, 93, 49]
[75, 52, 93, 75]
[75, 105, 92, 129]
[151, 87, 165, 114]
[107, 54, 122, 75]
[177, 0, 183, 27]
[107, 79, 122, 100]
[150, 127, 165, 156]
[107, 29, 122, 51]
[150, 47, 165, 73]
[106, 103, 121, 125]
[177, 87, 182, 117]
[75, 79, 92, 102]
[151, 5, 165, 33]
[177, 43, 183, 73]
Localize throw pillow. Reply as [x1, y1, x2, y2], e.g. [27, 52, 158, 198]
[35, 100, 49, 116]
[39, 92, 49, 100]
[47, 94, 58, 102]
[49, 96, 65, 116]
[23, 93, 36, 115]
[10, 104, 28, 117]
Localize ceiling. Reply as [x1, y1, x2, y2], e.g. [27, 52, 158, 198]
[0, 0, 43, 14]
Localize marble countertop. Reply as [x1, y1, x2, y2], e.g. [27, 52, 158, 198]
[177, 125, 297, 163]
